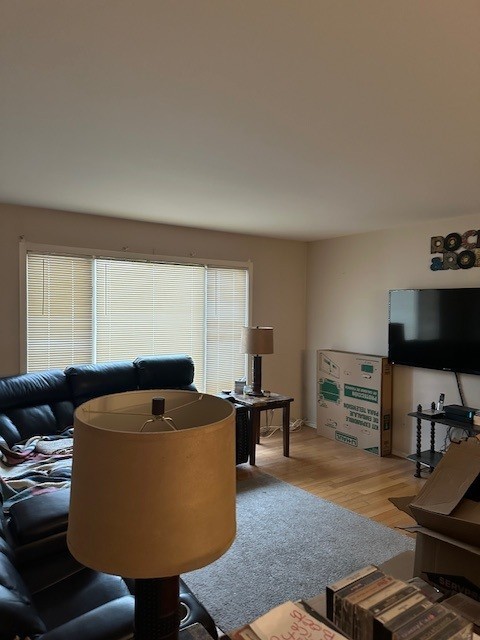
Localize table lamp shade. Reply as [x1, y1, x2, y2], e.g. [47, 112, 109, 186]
[67, 390, 236, 579]
[241, 327, 274, 355]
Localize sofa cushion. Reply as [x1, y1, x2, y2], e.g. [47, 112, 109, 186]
[36, 596, 134, 640]
[33, 569, 130, 631]
[8, 488, 70, 546]
[134, 354, 195, 390]
[51, 399, 77, 431]
[65, 361, 138, 406]
[6, 404, 57, 442]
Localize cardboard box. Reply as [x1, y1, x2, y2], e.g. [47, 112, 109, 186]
[390, 437, 480, 603]
[316, 350, 392, 456]
[407, 437, 480, 548]
[414, 528, 480, 602]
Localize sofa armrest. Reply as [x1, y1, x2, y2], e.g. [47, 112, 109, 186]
[8, 488, 70, 545]
[38, 596, 134, 640]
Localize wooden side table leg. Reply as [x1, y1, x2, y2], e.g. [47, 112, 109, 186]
[250, 410, 260, 465]
[283, 403, 290, 457]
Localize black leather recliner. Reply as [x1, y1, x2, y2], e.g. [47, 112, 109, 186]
[1, 495, 218, 639]
[0, 457, 218, 640]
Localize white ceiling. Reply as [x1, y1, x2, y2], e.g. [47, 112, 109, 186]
[1, 1, 479, 241]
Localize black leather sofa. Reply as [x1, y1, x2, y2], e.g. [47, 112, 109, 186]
[0, 354, 245, 640]
[0, 354, 249, 464]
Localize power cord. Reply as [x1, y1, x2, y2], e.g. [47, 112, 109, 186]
[259, 410, 305, 438]
[290, 419, 304, 431]
[443, 424, 472, 452]
[260, 409, 276, 437]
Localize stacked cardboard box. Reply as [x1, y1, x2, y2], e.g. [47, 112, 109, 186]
[326, 566, 472, 640]
[393, 436, 480, 601]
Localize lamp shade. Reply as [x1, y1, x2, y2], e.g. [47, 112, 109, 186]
[241, 327, 274, 355]
[67, 389, 236, 579]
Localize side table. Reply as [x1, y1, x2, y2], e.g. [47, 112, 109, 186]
[226, 393, 294, 465]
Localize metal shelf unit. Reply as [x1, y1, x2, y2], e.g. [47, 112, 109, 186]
[407, 403, 477, 477]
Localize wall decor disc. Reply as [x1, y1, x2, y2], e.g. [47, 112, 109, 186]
[457, 249, 476, 269]
[445, 232, 462, 251]
[444, 251, 460, 269]
[462, 230, 478, 250]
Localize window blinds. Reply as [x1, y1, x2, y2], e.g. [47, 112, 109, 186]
[26, 251, 248, 393]
[27, 254, 92, 370]
[206, 267, 248, 394]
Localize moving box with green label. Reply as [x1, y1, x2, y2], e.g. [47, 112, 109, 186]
[317, 350, 392, 456]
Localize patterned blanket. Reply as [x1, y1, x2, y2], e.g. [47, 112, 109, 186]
[0, 429, 73, 511]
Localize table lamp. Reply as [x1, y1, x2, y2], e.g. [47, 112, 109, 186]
[241, 326, 274, 396]
[67, 389, 236, 640]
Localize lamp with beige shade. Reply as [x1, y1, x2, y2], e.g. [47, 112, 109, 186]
[67, 389, 236, 640]
[241, 326, 274, 397]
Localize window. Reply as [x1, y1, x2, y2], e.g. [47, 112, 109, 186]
[26, 249, 249, 394]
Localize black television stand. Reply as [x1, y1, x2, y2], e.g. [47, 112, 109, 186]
[407, 402, 477, 477]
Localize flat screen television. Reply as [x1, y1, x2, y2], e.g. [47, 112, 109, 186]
[388, 287, 480, 376]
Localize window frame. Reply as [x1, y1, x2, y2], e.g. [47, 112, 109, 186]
[19, 240, 253, 378]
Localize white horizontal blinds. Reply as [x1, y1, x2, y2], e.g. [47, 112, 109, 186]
[205, 267, 248, 394]
[152, 263, 206, 391]
[95, 259, 206, 389]
[26, 251, 249, 390]
[27, 253, 93, 371]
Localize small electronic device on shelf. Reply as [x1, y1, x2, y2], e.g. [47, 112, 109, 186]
[418, 395, 445, 418]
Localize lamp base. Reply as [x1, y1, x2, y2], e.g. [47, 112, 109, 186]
[135, 575, 180, 640]
[250, 355, 264, 397]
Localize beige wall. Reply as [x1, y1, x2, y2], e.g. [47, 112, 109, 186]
[306, 213, 480, 458]
[1, 203, 307, 421]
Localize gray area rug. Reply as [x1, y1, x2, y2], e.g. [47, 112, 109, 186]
[184, 471, 414, 632]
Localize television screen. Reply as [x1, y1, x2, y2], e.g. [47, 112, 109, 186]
[388, 288, 480, 376]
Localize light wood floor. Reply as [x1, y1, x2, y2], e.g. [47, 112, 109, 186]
[236, 426, 425, 536]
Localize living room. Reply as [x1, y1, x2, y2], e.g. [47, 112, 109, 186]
[3, 205, 480, 460]
[1, 2, 480, 638]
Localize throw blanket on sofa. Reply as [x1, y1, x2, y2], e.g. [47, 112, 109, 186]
[0, 429, 73, 510]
